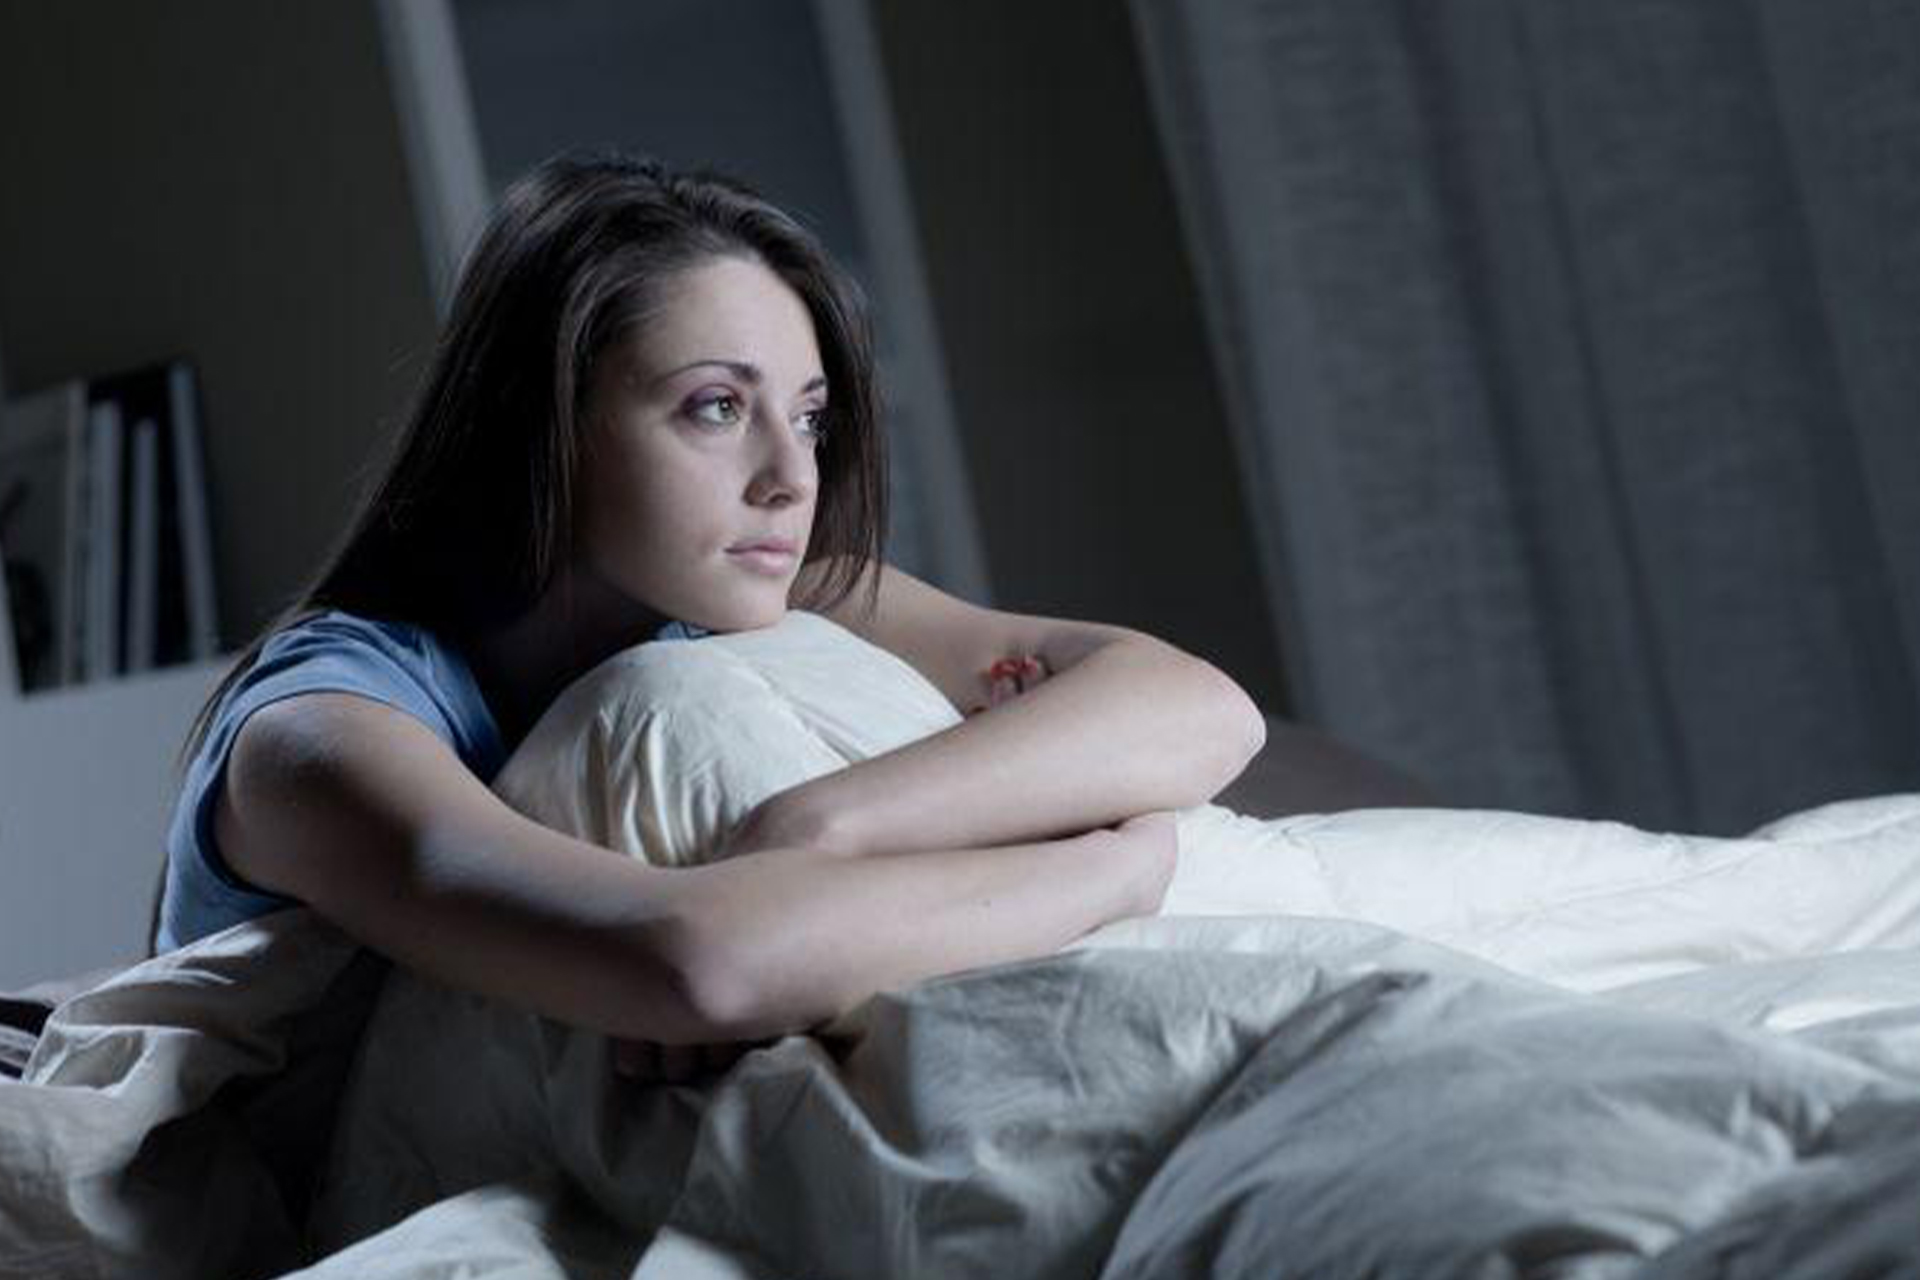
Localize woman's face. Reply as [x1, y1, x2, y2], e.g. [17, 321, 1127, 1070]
[574, 254, 828, 633]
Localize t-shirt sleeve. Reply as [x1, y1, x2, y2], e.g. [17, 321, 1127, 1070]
[157, 615, 482, 950]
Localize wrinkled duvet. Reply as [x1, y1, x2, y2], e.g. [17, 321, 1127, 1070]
[6, 612, 1920, 1278]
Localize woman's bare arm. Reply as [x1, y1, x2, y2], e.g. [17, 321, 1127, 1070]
[216, 693, 1173, 1044]
[765, 560, 1267, 857]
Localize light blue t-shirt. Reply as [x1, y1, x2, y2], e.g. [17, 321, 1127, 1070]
[155, 609, 706, 951]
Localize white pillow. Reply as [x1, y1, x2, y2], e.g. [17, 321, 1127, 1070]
[491, 611, 1270, 915]
[493, 610, 963, 865]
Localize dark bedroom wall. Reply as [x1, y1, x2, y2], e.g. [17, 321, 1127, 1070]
[447, 0, 956, 584]
[451, 0, 865, 264]
[869, 0, 1289, 713]
[0, 0, 436, 648]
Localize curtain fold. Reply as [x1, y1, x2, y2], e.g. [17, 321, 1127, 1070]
[1132, 0, 1920, 832]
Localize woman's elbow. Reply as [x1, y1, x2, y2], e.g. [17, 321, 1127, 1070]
[580, 905, 746, 1047]
[1229, 674, 1268, 767]
[652, 912, 827, 1044]
[1192, 653, 1267, 784]
[629, 919, 743, 1045]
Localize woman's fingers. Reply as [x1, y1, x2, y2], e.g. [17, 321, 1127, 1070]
[612, 1036, 776, 1083]
[1109, 810, 1180, 914]
[984, 655, 1050, 707]
[700, 1040, 752, 1075]
[967, 654, 1052, 714]
[658, 1044, 702, 1083]
[615, 1039, 676, 1081]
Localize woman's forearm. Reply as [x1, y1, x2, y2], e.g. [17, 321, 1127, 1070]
[687, 816, 1175, 1041]
[760, 635, 1265, 858]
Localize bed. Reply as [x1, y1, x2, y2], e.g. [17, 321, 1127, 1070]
[4, 611, 1919, 1278]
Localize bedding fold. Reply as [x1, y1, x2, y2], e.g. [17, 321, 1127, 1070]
[0, 911, 380, 1280]
[7, 611, 1920, 1277]
[9, 901, 1920, 1278]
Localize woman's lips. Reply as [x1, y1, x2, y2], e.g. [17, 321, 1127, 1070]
[727, 546, 797, 575]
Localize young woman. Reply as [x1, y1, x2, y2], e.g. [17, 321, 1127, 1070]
[154, 150, 1266, 1077]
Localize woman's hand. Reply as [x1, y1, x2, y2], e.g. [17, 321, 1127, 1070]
[612, 1035, 778, 1084]
[1103, 810, 1178, 918]
[965, 654, 1052, 716]
[783, 559, 1263, 860]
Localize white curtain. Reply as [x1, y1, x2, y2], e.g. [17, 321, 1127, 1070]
[1131, 0, 1920, 833]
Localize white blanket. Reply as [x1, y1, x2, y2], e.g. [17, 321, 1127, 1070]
[5, 610, 1920, 1278]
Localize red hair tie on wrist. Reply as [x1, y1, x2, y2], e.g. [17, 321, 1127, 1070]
[987, 658, 1028, 683]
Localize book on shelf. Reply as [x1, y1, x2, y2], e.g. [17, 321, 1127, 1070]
[126, 416, 160, 675]
[0, 357, 219, 693]
[82, 395, 123, 682]
[166, 361, 219, 664]
[0, 529, 14, 699]
[0, 380, 86, 692]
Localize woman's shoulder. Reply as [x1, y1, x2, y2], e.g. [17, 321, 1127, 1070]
[253, 608, 473, 685]
[229, 607, 504, 776]
[259, 607, 445, 668]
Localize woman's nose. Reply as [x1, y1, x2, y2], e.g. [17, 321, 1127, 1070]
[744, 413, 817, 507]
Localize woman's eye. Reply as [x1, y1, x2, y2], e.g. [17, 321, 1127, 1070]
[688, 393, 742, 427]
[797, 408, 830, 446]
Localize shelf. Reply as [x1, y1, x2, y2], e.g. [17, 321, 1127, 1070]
[0, 657, 229, 987]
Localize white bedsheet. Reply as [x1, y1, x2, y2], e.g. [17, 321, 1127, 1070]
[8, 869, 1920, 1279]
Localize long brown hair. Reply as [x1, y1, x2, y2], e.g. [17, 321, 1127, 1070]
[181, 149, 888, 764]
[150, 151, 888, 953]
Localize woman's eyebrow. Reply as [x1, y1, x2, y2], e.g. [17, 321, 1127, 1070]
[648, 359, 828, 395]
